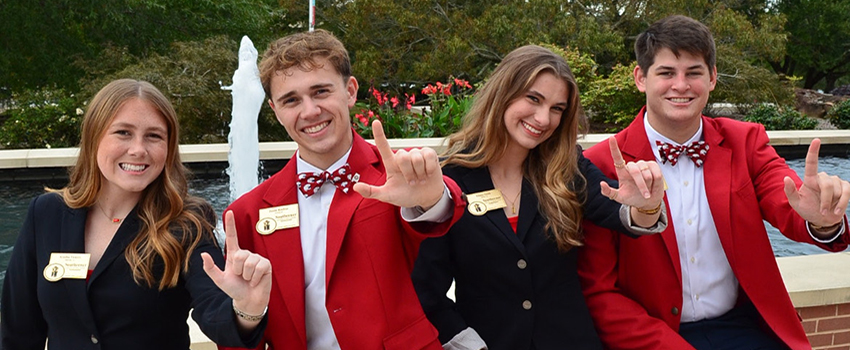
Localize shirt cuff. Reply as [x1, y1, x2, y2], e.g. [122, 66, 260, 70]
[443, 327, 488, 350]
[620, 203, 668, 236]
[401, 185, 453, 223]
[807, 218, 847, 243]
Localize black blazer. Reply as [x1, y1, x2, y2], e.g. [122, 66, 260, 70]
[1, 192, 263, 350]
[412, 153, 626, 350]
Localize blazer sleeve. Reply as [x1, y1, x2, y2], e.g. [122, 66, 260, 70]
[411, 232, 469, 345]
[1, 196, 48, 350]
[184, 204, 266, 349]
[746, 124, 850, 250]
[577, 222, 695, 350]
[578, 151, 634, 236]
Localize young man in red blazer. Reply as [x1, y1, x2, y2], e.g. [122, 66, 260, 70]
[579, 15, 850, 350]
[219, 30, 465, 350]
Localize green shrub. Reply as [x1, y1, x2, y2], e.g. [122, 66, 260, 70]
[827, 99, 850, 129]
[742, 104, 818, 130]
[0, 87, 82, 149]
[583, 63, 645, 130]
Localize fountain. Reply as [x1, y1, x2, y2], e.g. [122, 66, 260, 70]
[221, 36, 264, 202]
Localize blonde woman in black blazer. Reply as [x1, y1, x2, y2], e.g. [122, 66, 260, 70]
[1, 79, 271, 350]
[412, 45, 667, 350]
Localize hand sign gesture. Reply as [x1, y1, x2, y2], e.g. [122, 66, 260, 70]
[353, 120, 445, 209]
[202, 210, 272, 324]
[600, 137, 666, 211]
[783, 138, 850, 228]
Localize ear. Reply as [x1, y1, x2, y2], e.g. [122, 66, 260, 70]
[346, 76, 359, 108]
[633, 65, 647, 93]
[708, 66, 718, 92]
[268, 99, 275, 110]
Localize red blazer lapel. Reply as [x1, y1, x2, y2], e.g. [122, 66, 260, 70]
[326, 133, 380, 281]
[700, 117, 737, 269]
[620, 108, 683, 286]
[260, 161, 308, 346]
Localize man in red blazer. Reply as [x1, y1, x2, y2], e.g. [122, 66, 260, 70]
[579, 15, 850, 350]
[220, 30, 465, 350]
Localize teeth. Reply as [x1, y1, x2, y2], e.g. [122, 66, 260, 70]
[121, 163, 146, 172]
[304, 122, 329, 134]
[670, 98, 690, 103]
[522, 121, 542, 135]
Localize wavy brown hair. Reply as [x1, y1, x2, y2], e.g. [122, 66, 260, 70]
[442, 45, 589, 251]
[51, 79, 214, 290]
[258, 29, 351, 97]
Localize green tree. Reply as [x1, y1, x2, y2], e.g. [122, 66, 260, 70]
[771, 0, 850, 91]
[0, 0, 282, 95]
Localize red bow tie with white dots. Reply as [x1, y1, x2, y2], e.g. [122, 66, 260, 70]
[656, 140, 709, 167]
[297, 164, 359, 197]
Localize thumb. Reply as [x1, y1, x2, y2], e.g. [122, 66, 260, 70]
[201, 252, 225, 286]
[783, 176, 798, 205]
[600, 181, 614, 198]
[353, 182, 380, 200]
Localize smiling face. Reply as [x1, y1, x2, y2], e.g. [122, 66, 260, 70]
[635, 48, 717, 142]
[268, 57, 357, 169]
[503, 72, 569, 156]
[96, 98, 168, 198]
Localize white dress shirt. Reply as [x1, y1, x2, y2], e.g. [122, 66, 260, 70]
[295, 147, 453, 350]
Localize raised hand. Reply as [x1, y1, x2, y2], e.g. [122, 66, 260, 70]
[783, 138, 850, 228]
[600, 137, 666, 211]
[353, 119, 445, 209]
[202, 210, 272, 322]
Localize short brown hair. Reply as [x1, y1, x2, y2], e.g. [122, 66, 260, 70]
[258, 29, 351, 97]
[635, 15, 716, 74]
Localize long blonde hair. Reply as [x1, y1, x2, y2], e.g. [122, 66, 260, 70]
[52, 79, 214, 290]
[443, 45, 588, 250]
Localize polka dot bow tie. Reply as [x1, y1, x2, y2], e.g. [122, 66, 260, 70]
[655, 140, 710, 167]
[297, 164, 359, 198]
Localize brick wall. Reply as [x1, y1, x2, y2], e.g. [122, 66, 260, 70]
[798, 303, 850, 350]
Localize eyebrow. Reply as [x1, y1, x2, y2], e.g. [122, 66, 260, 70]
[528, 89, 569, 108]
[275, 83, 336, 104]
[109, 122, 167, 134]
[654, 64, 706, 71]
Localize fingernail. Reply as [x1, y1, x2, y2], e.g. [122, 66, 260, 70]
[644, 192, 650, 198]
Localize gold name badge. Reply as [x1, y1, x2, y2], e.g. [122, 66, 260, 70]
[465, 189, 507, 216]
[43, 252, 91, 282]
[256, 204, 300, 235]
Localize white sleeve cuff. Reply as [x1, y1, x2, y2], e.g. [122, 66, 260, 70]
[443, 327, 488, 350]
[807, 218, 847, 243]
[620, 203, 668, 236]
[401, 185, 453, 223]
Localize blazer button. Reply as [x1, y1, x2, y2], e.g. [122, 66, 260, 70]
[517, 259, 527, 269]
[671, 307, 679, 316]
[91, 335, 99, 344]
[522, 300, 532, 310]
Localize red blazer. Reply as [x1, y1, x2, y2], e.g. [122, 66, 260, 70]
[221, 133, 466, 350]
[578, 108, 849, 350]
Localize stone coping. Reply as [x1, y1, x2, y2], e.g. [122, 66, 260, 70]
[187, 253, 850, 348]
[0, 130, 848, 170]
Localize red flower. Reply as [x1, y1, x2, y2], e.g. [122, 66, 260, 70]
[391, 97, 399, 108]
[422, 84, 437, 95]
[405, 93, 415, 110]
[355, 113, 367, 125]
[442, 86, 452, 96]
[454, 78, 472, 89]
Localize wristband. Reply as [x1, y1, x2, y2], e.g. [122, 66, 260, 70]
[233, 300, 267, 322]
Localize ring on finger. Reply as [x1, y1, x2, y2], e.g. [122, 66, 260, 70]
[609, 191, 618, 201]
[614, 161, 626, 169]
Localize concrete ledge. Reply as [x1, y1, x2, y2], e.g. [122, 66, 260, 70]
[0, 130, 846, 170]
[776, 252, 850, 308]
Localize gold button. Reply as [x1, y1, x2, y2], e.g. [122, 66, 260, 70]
[517, 259, 527, 269]
[522, 300, 532, 310]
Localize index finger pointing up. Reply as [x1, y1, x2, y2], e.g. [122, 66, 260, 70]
[224, 210, 240, 256]
[371, 119, 395, 163]
[609, 137, 626, 167]
[804, 138, 822, 178]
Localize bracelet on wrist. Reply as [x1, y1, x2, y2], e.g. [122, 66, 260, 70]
[635, 202, 663, 215]
[810, 221, 841, 231]
[232, 300, 267, 322]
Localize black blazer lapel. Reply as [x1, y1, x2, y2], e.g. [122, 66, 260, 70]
[459, 167, 526, 254]
[88, 208, 140, 287]
[515, 179, 539, 242]
[60, 205, 99, 334]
